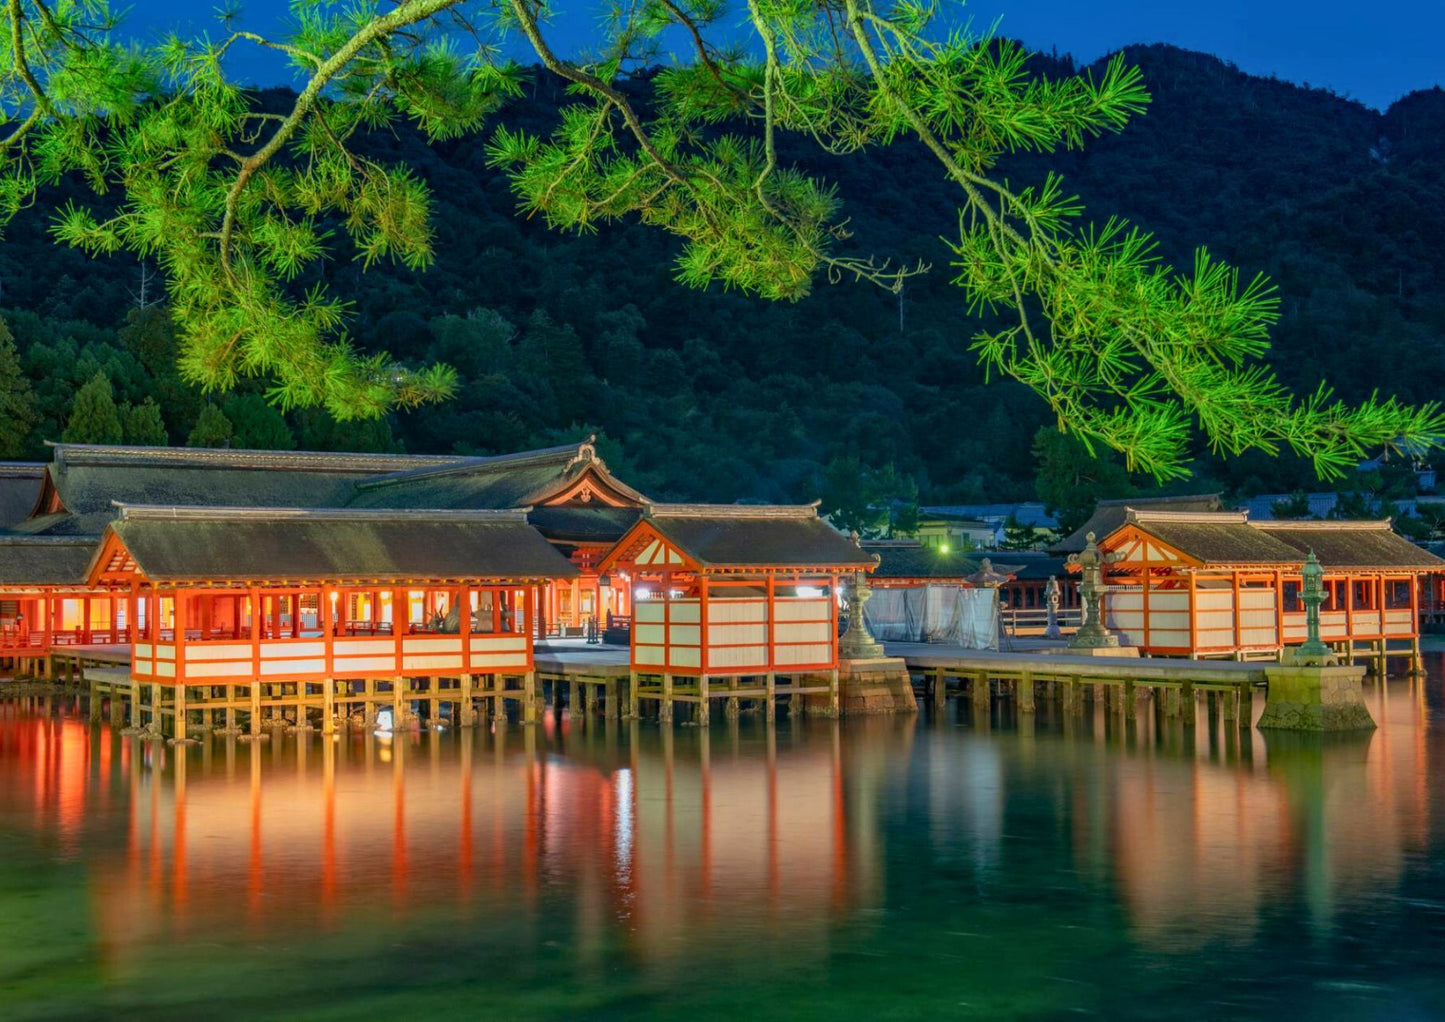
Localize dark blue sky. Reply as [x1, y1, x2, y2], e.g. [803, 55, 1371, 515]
[127, 0, 1442, 111]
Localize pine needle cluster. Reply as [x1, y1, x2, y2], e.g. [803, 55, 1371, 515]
[1, 0, 1438, 473]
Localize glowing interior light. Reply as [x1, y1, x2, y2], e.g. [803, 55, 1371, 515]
[374, 707, 395, 735]
[939, 543, 951, 554]
[796, 586, 822, 599]
[634, 586, 651, 599]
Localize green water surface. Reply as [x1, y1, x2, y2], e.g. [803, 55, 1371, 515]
[4, 664, 1445, 1020]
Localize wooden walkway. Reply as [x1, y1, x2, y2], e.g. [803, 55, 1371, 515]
[885, 641, 1261, 725]
[22, 639, 1270, 731]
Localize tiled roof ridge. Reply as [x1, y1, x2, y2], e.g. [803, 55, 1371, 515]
[48, 442, 459, 474]
[114, 504, 532, 523]
[1251, 519, 1394, 531]
[647, 502, 822, 519]
[1099, 492, 1222, 508]
[1127, 509, 1249, 525]
[0, 534, 96, 545]
[352, 439, 596, 490]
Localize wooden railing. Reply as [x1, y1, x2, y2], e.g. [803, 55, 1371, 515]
[1000, 607, 1082, 636]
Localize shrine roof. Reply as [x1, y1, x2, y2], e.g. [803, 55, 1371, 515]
[0, 535, 99, 586]
[636, 504, 879, 571]
[347, 437, 648, 512]
[1052, 493, 1225, 554]
[98, 506, 579, 584]
[1252, 520, 1445, 570]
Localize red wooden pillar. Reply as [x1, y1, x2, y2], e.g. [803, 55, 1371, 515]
[252, 587, 263, 679]
[1186, 572, 1197, 654]
[460, 584, 472, 673]
[174, 590, 188, 682]
[766, 574, 776, 673]
[698, 575, 711, 675]
[393, 587, 404, 673]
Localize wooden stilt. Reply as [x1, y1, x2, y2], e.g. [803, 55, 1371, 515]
[628, 671, 640, 718]
[697, 674, 710, 726]
[173, 683, 187, 740]
[932, 668, 947, 710]
[765, 672, 776, 722]
[1017, 671, 1035, 714]
[523, 671, 538, 725]
[322, 679, 335, 734]
[829, 668, 840, 716]
[660, 673, 674, 723]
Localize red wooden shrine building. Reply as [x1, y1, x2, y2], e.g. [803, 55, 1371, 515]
[1092, 509, 1444, 659]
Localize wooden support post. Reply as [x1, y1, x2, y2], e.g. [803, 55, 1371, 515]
[459, 673, 474, 726]
[628, 671, 640, 718]
[88, 680, 101, 724]
[1238, 684, 1253, 730]
[604, 679, 619, 719]
[1123, 678, 1136, 720]
[523, 671, 538, 725]
[1017, 671, 1035, 714]
[660, 673, 674, 723]
[322, 679, 335, 735]
[829, 668, 840, 717]
[725, 676, 740, 720]
[394, 678, 406, 729]
[765, 672, 777, 723]
[1223, 686, 1239, 722]
[584, 682, 599, 716]
[932, 669, 947, 710]
[1180, 681, 1195, 728]
[972, 672, 990, 714]
[173, 683, 187, 741]
[697, 674, 710, 726]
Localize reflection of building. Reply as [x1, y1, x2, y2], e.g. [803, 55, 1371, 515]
[1, 713, 906, 973]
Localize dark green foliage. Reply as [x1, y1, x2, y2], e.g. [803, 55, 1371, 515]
[0, 49, 1440, 507]
[1033, 426, 1134, 534]
[0, 317, 38, 458]
[187, 405, 234, 449]
[61, 372, 123, 444]
[120, 398, 168, 446]
[819, 455, 918, 538]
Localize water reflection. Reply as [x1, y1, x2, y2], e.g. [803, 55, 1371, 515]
[1, 669, 1443, 1017]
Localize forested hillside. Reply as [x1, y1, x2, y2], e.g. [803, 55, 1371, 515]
[0, 44, 1441, 506]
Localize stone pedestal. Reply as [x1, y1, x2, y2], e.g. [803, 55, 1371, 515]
[1258, 663, 1375, 732]
[836, 658, 917, 715]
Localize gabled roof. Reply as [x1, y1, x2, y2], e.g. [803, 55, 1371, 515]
[347, 437, 648, 515]
[1119, 510, 1302, 566]
[1109, 510, 1445, 571]
[30, 443, 464, 536]
[0, 462, 44, 530]
[0, 535, 98, 587]
[862, 541, 980, 581]
[602, 504, 878, 573]
[1053, 493, 1225, 554]
[92, 505, 579, 585]
[1253, 520, 1445, 570]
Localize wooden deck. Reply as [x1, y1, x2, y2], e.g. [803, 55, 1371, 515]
[22, 637, 1275, 732]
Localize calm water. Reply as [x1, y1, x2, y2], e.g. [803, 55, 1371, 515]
[6, 663, 1445, 1021]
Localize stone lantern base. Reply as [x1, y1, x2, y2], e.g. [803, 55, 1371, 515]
[1258, 662, 1375, 732]
[833, 658, 918, 714]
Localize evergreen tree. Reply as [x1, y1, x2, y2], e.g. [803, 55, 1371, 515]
[186, 405, 234, 448]
[223, 395, 297, 451]
[61, 372, 123, 445]
[2, 0, 1437, 479]
[120, 398, 168, 445]
[0, 316, 38, 457]
[1000, 516, 1047, 551]
[1033, 427, 1135, 534]
[1270, 491, 1313, 519]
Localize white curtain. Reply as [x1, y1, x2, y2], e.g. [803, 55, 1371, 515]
[864, 586, 998, 649]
